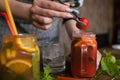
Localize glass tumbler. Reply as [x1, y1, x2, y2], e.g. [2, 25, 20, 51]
[42, 42, 65, 73]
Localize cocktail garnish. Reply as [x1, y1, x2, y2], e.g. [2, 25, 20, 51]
[15, 37, 37, 53]
[3, 41, 13, 48]
[6, 59, 32, 74]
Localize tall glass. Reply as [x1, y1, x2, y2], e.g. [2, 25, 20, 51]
[0, 34, 40, 80]
[71, 31, 97, 78]
[42, 42, 65, 73]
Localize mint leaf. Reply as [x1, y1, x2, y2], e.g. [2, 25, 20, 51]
[44, 66, 51, 77]
[110, 56, 116, 64]
[116, 60, 120, 69]
[32, 53, 40, 80]
[103, 50, 111, 56]
[99, 50, 120, 78]
[3, 41, 13, 48]
[101, 57, 108, 71]
[41, 66, 57, 80]
[32, 53, 56, 80]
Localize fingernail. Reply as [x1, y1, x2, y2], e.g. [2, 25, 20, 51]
[65, 8, 72, 12]
[66, 14, 73, 18]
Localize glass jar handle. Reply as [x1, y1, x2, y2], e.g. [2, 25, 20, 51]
[81, 44, 88, 74]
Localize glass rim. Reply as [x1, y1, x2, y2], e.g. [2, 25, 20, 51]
[3, 33, 37, 38]
[72, 30, 96, 37]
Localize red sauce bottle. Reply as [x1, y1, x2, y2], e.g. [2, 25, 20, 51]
[71, 31, 97, 78]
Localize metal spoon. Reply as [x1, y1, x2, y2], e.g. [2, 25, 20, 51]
[58, 0, 85, 27]
[70, 11, 85, 27]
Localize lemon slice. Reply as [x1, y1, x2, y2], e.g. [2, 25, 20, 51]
[6, 49, 16, 59]
[15, 37, 37, 53]
[6, 59, 32, 74]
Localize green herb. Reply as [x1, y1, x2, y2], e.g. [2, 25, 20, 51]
[32, 53, 57, 80]
[40, 66, 57, 80]
[95, 50, 120, 79]
[3, 41, 13, 48]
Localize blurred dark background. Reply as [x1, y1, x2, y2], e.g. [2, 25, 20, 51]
[113, 0, 120, 45]
[60, 0, 120, 55]
[79, 0, 120, 48]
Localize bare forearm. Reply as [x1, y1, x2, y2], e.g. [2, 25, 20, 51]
[0, 0, 32, 21]
[65, 20, 80, 39]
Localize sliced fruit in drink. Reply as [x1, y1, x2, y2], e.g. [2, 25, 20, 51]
[6, 59, 32, 74]
[15, 37, 37, 53]
[6, 49, 16, 59]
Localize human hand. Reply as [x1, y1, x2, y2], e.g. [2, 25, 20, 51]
[30, 0, 73, 30]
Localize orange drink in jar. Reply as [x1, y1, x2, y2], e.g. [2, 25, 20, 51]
[0, 34, 40, 80]
[71, 31, 97, 78]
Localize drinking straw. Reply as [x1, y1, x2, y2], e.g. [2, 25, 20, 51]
[0, 12, 14, 35]
[4, 0, 18, 35]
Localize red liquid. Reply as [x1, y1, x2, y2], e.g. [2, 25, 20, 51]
[71, 33, 97, 78]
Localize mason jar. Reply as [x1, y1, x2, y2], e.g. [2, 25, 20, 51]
[71, 31, 97, 78]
